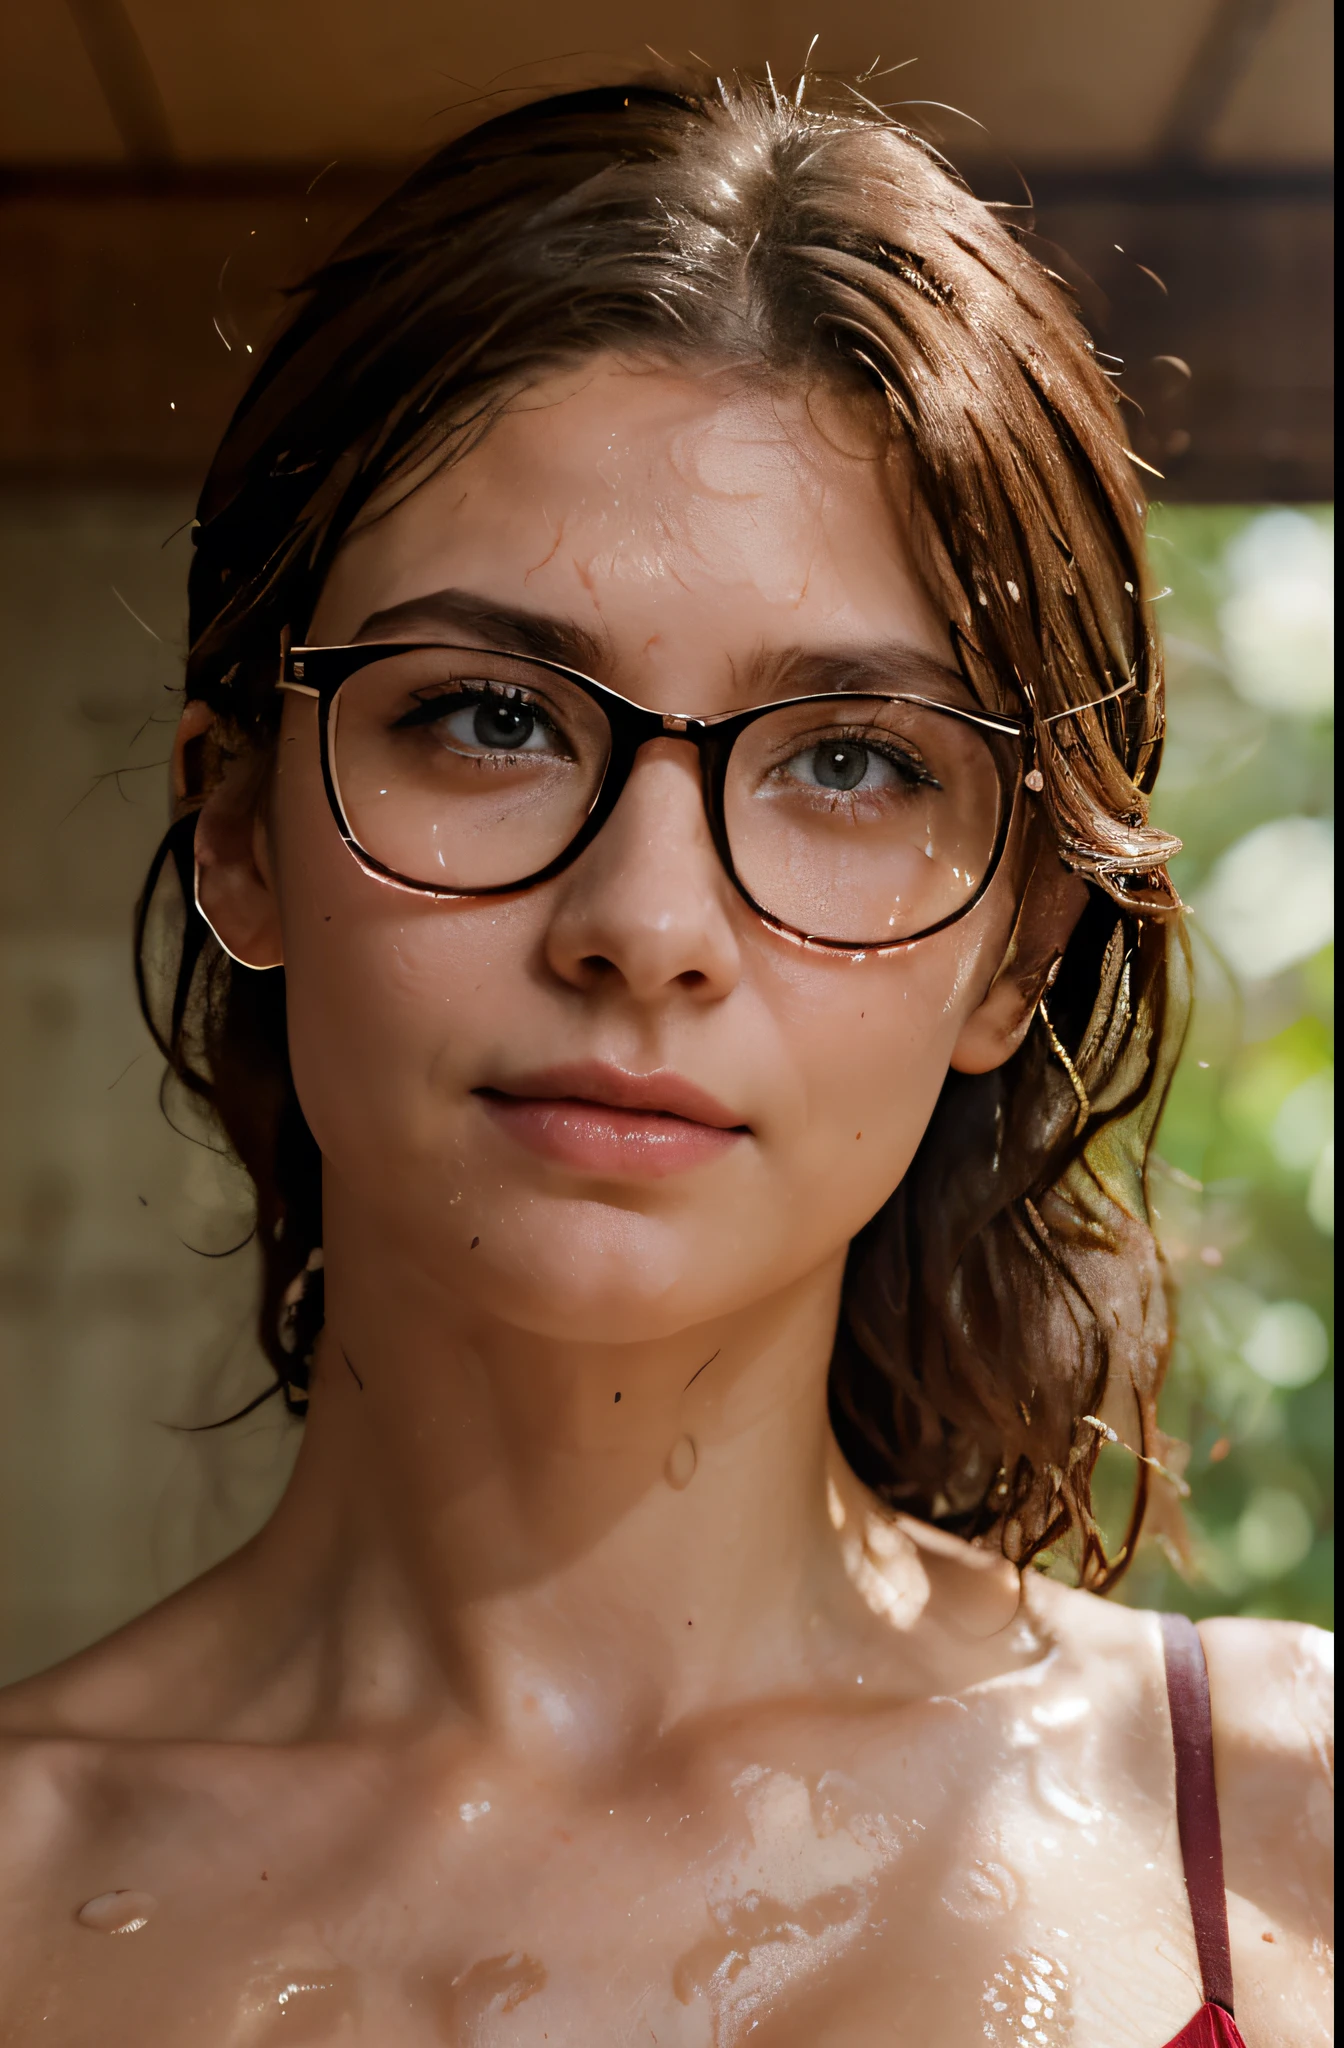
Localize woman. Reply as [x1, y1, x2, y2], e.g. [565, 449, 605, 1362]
[0, 78, 1330, 2048]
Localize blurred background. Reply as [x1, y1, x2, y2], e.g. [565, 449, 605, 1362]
[0, 0, 1332, 1681]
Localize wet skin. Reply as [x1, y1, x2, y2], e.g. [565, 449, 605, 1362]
[0, 360, 1331, 2046]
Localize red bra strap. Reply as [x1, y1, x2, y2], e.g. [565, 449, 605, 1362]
[1160, 1611, 1237, 2016]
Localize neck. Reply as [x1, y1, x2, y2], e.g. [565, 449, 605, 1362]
[252, 1188, 872, 1759]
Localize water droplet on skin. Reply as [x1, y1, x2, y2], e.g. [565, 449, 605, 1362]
[674, 1768, 903, 2034]
[666, 1435, 697, 1490]
[944, 1859, 1021, 1921]
[240, 1965, 361, 2044]
[426, 1952, 546, 2031]
[1031, 1696, 1090, 1730]
[1031, 1757, 1105, 1826]
[76, 1890, 157, 1934]
[981, 1951, 1071, 2045]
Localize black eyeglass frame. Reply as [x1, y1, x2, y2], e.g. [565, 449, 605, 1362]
[278, 640, 1031, 953]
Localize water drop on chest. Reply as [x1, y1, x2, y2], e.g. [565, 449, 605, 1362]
[76, 1889, 157, 1934]
[666, 1435, 698, 1490]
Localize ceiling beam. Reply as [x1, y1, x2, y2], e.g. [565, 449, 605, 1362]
[1, 161, 1330, 207]
[64, 0, 176, 171]
[0, 174, 1331, 501]
[1155, 0, 1283, 165]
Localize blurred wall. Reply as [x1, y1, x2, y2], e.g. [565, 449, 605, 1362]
[0, 488, 296, 1682]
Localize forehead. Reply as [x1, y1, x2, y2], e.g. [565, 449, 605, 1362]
[314, 354, 952, 671]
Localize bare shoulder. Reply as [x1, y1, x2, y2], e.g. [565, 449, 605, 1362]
[0, 1703, 107, 1975]
[0, 1623, 172, 1910]
[1199, 1615, 1333, 1904]
[0, 1608, 180, 1748]
[1200, 1612, 1333, 1748]
[0, 1566, 260, 1929]
[1201, 1617, 1333, 2043]
[0, 1540, 272, 1750]
[1023, 1591, 1333, 2038]
[0, 1574, 294, 1988]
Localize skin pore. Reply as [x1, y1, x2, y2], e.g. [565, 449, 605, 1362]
[0, 358, 1330, 2048]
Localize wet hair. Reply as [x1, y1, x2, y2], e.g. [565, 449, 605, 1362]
[138, 74, 1190, 1587]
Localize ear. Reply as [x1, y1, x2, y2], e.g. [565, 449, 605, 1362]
[950, 841, 1089, 1076]
[175, 703, 284, 972]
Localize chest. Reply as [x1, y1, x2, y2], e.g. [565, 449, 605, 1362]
[10, 1708, 1206, 2048]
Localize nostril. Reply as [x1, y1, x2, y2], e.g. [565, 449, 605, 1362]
[574, 955, 707, 992]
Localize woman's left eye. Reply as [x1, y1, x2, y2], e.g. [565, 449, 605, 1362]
[782, 739, 906, 793]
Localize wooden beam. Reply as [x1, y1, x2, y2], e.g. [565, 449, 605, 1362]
[64, 0, 177, 170]
[1155, 0, 1282, 166]
[0, 173, 387, 482]
[1034, 186, 1333, 502]
[0, 167, 1331, 500]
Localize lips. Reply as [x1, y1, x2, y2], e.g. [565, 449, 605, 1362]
[474, 1062, 748, 1178]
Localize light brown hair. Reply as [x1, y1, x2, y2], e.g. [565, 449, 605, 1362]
[139, 76, 1189, 1587]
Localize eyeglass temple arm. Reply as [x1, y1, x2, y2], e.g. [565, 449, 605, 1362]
[275, 629, 323, 698]
[1040, 677, 1137, 723]
[275, 632, 318, 697]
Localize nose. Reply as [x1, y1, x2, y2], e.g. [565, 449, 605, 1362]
[542, 740, 743, 1005]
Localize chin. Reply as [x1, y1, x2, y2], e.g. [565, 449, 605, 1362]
[452, 1194, 753, 1344]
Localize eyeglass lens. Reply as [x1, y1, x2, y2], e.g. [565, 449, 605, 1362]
[328, 648, 1009, 945]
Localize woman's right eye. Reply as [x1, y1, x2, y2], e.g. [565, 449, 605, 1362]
[459, 695, 538, 751]
[395, 691, 561, 755]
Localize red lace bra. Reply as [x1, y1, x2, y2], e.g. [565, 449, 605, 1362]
[1158, 1613, 1248, 2048]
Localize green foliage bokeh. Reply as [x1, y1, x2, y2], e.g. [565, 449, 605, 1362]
[1102, 506, 1334, 1627]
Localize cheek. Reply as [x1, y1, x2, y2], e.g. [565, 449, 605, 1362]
[268, 735, 538, 1169]
[763, 938, 988, 1232]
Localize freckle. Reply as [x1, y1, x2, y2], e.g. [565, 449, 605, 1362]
[855, 1131, 862, 1141]
[1262, 1931, 1275, 1943]
[260, 1871, 268, 1881]
[470, 1237, 480, 1249]
[324, 915, 332, 922]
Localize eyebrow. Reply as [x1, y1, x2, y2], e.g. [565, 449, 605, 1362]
[353, 588, 605, 674]
[352, 586, 977, 710]
[757, 644, 978, 709]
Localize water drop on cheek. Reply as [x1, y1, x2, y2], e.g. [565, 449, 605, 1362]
[76, 1890, 157, 1934]
[666, 1435, 698, 1490]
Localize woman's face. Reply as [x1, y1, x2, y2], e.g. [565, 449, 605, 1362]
[202, 356, 1044, 1342]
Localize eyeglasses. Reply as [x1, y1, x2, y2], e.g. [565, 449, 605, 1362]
[278, 640, 1030, 952]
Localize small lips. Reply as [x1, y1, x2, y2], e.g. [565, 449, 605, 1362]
[475, 1062, 748, 1132]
